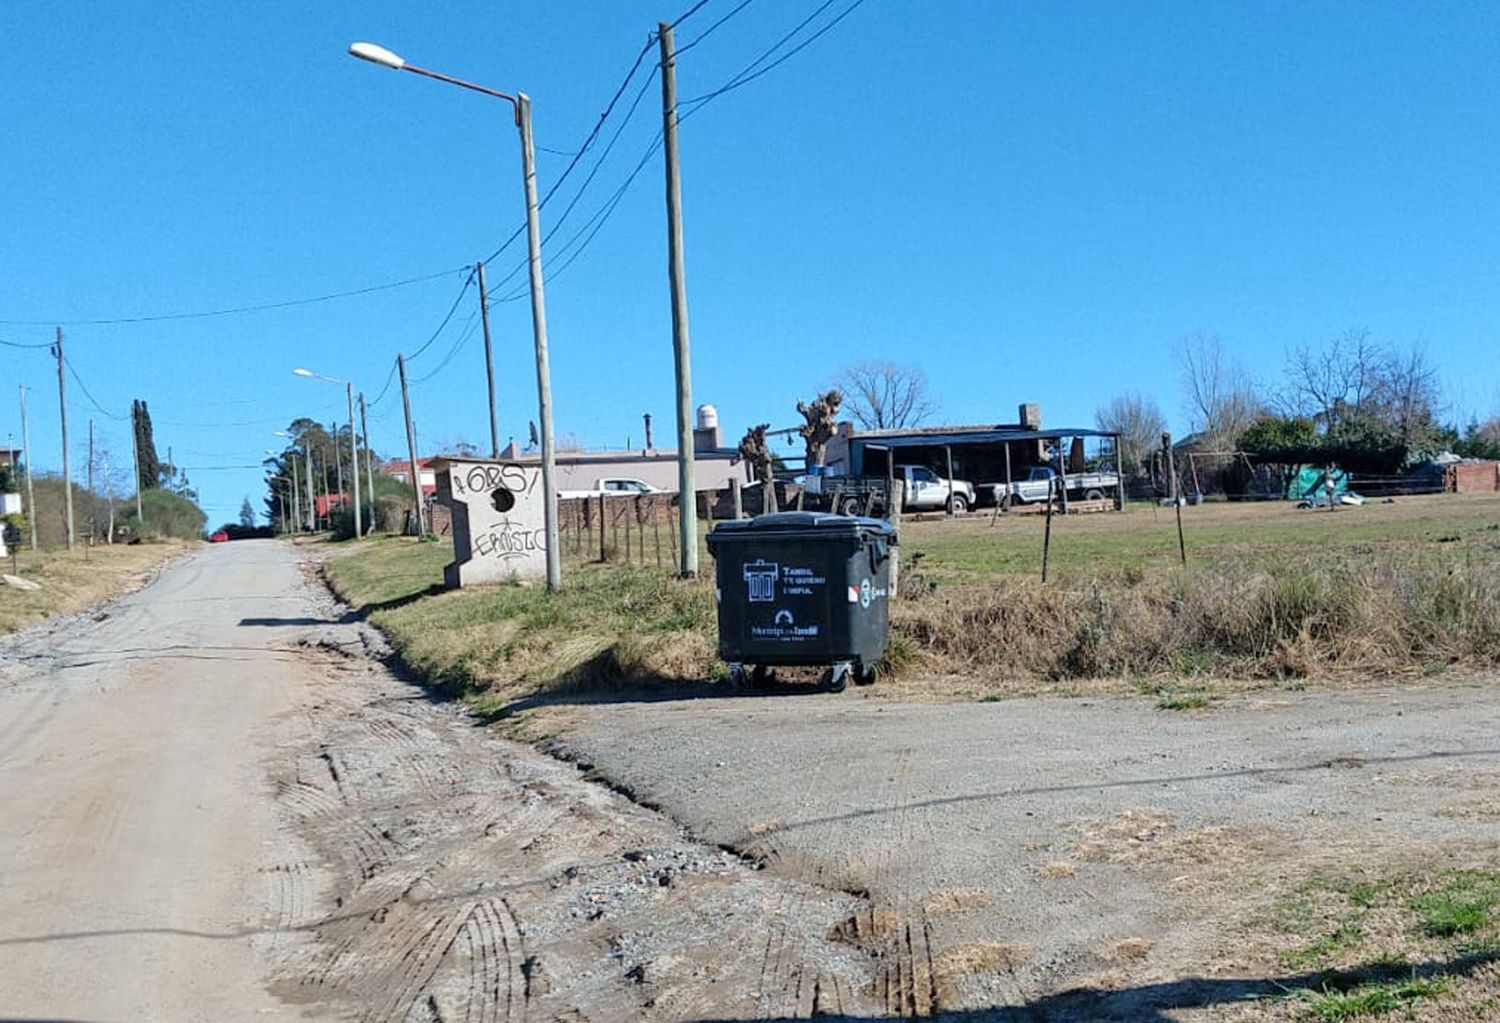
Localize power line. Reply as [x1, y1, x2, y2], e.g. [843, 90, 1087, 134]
[399, 271, 476, 367]
[63, 357, 128, 421]
[676, 0, 758, 54]
[0, 336, 54, 349]
[478, 36, 658, 267]
[411, 314, 482, 385]
[681, 0, 866, 111]
[670, 0, 715, 27]
[0, 266, 470, 327]
[483, 64, 664, 299]
[498, 0, 869, 295]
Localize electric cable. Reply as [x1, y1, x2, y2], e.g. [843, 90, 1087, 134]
[681, 0, 866, 112]
[0, 266, 470, 327]
[676, 0, 757, 54]
[63, 358, 129, 421]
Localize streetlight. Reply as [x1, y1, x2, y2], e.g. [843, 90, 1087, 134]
[291, 367, 362, 540]
[348, 40, 561, 592]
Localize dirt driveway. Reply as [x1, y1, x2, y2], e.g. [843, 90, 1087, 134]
[550, 684, 1500, 1015]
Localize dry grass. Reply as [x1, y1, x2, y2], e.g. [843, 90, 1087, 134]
[321, 496, 1500, 710]
[1071, 808, 1262, 868]
[1033, 860, 1080, 879]
[1110, 937, 1156, 962]
[922, 889, 993, 916]
[0, 541, 191, 636]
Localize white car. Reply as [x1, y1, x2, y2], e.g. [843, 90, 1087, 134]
[558, 477, 664, 499]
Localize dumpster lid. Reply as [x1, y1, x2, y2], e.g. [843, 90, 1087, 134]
[710, 512, 896, 538]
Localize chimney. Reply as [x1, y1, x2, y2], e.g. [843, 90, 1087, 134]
[1019, 402, 1041, 430]
[643, 412, 654, 452]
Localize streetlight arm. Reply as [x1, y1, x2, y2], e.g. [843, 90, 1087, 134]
[346, 43, 520, 123]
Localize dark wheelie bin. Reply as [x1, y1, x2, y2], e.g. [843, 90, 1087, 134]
[705, 511, 897, 692]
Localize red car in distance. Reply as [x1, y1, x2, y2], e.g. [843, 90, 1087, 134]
[209, 530, 229, 543]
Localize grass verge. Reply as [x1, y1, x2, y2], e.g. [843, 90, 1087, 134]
[1239, 866, 1500, 1020]
[323, 536, 720, 712]
[321, 495, 1500, 710]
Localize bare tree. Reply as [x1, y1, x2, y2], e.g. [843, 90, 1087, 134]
[1094, 392, 1166, 474]
[1180, 332, 1260, 448]
[836, 362, 936, 431]
[1379, 345, 1443, 451]
[1283, 332, 1446, 454]
[1283, 329, 1383, 431]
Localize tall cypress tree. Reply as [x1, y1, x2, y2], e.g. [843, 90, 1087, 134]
[132, 400, 163, 492]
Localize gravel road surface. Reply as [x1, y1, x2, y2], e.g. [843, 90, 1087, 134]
[0, 541, 881, 1022]
[553, 684, 1500, 1012]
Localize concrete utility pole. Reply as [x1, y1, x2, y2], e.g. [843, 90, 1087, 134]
[359, 392, 375, 535]
[517, 94, 562, 592]
[303, 439, 314, 531]
[658, 22, 697, 577]
[53, 327, 75, 550]
[477, 261, 500, 460]
[289, 452, 301, 534]
[397, 355, 426, 536]
[19, 385, 37, 549]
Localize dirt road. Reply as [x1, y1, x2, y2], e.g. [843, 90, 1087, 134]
[0, 542, 878, 1021]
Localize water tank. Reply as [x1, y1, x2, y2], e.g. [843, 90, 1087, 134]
[696, 404, 719, 431]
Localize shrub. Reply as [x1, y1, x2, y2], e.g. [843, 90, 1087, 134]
[119, 489, 207, 541]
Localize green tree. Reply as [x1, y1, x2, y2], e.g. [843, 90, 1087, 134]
[132, 399, 163, 491]
[239, 496, 256, 529]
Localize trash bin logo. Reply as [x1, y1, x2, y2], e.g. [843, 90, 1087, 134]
[743, 559, 779, 602]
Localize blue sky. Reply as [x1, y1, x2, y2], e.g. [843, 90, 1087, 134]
[3, 0, 1498, 522]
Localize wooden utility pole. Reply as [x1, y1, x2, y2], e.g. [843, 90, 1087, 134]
[130, 401, 144, 525]
[659, 22, 697, 577]
[397, 355, 425, 536]
[359, 391, 375, 534]
[19, 385, 37, 549]
[53, 327, 74, 550]
[87, 418, 94, 545]
[476, 261, 500, 459]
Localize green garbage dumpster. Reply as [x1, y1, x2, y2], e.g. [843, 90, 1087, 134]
[705, 512, 897, 692]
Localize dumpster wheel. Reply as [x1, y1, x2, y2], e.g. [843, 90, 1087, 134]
[853, 662, 877, 686]
[821, 662, 851, 693]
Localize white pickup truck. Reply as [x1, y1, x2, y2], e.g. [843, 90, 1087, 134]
[898, 464, 977, 513]
[557, 477, 663, 500]
[804, 465, 976, 514]
[984, 466, 1119, 508]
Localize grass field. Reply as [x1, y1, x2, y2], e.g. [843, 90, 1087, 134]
[901, 492, 1500, 583]
[0, 540, 193, 636]
[323, 494, 1500, 712]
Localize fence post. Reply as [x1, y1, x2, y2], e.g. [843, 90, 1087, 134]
[598, 493, 607, 561]
[653, 497, 663, 567]
[1163, 431, 1186, 565]
[730, 477, 743, 520]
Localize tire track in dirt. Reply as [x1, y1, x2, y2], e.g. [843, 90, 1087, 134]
[263, 634, 882, 1022]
